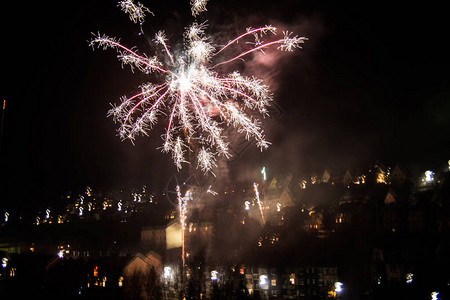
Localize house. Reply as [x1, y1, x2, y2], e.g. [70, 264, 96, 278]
[141, 225, 166, 251]
[262, 174, 296, 225]
[321, 168, 332, 183]
[242, 265, 338, 299]
[123, 251, 162, 299]
[141, 219, 182, 251]
[123, 251, 162, 276]
[390, 164, 413, 187]
[384, 189, 397, 205]
[342, 169, 353, 186]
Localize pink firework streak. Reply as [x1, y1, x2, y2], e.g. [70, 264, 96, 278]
[90, 1, 307, 174]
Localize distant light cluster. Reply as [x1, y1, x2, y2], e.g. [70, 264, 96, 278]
[90, 0, 306, 173]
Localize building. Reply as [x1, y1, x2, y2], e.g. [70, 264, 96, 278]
[262, 174, 296, 225]
[141, 219, 182, 251]
[123, 251, 162, 299]
[242, 265, 339, 299]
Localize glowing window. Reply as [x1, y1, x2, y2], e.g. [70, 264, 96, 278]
[289, 273, 295, 285]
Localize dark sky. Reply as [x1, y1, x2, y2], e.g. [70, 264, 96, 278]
[1, 0, 449, 209]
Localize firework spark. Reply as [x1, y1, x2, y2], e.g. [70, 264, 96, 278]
[253, 182, 265, 225]
[190, 0, 208, 17]
[118, 0, 153, 26]
[90, 1, 306, 173]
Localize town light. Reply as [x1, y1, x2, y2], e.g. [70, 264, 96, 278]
[261, 167, 267, 181]
[406, 273, 414, 284]
[300, 180, 307, 189]
[163, 266, 172, 279]
[431, 291, 439, 300]
[289, 273, 295, 284]
[335, 282, 343, 293]
[425, 170, 434, 183]
[2, 257, 8, 268]
[211, 270, 218, 281]
[259, 275, 268, 287]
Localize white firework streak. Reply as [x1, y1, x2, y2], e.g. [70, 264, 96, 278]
[176, 185, 191, 231]
[253, 182, 265, 225]
[90, 1, 307, 173]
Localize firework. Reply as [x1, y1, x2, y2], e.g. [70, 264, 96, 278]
[253, 182, 265, 225]
[190, 0, 208, 17]
[118, 0, 153, 26]
[176, 185, 191, 267]
[90, 0, 306, 173]
[206, 185, 218, 196]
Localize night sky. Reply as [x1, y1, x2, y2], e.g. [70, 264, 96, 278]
[1, 0, 449, 210]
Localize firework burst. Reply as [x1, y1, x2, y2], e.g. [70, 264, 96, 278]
[90, 0, 306, 173]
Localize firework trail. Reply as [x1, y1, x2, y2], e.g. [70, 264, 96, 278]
[90, 0, 306, 173]
[253, 182, 265, 225]
[176, 185, 191, 268]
